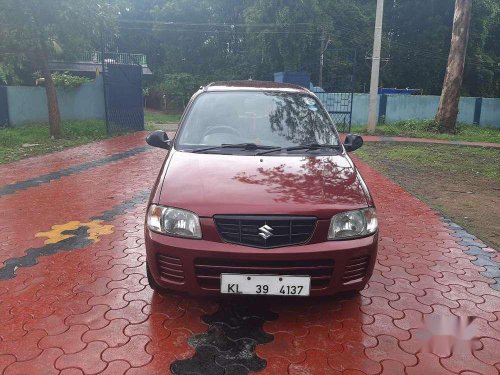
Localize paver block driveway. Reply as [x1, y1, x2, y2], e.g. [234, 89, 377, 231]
[0, 132, 499, 374]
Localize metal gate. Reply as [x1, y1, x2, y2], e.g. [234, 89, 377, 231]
[103, 63, 144, 134]
[315, 49, 357, 133]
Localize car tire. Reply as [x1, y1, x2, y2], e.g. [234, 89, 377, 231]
[146, 261, 164, 294]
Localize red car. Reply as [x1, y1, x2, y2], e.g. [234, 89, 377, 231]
[145, 81, 378, 297]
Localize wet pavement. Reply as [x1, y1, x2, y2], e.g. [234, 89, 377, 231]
[0, 132, 499, 374]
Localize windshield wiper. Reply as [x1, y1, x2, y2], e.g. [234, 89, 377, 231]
[256, 143, 341, 156]
[190, 143, 280, 153]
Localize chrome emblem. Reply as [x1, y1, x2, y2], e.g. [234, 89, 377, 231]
[258, 225, 274, 239]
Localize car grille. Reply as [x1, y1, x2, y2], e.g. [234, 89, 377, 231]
[342, 255, 370, 284]
[156, 254, 185, 283]
[214, 215, 317, 248]
[194, 258, 334, 291]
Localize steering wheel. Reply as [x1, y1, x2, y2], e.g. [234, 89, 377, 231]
[203, 125, 242, 138]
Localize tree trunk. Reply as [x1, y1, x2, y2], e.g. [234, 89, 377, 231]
[38, 50, 61, 139]
[435, 0, 473, 134]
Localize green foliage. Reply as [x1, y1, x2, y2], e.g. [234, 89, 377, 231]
[351, 120, 500, 143]
[357, 143, 500, 181]
[145, 111, 181, 125]
[33, 71, 91, 88]
[147, 73, 212, 110]
[0, 120, 107, 164]
[120, 0, 499, 97]
[51, 72, 91, 88]
[1, 0, 499, 98]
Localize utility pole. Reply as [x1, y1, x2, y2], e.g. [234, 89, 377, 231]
[319, 29, 331, 89]
[435, 0, 473, 133]
[367, 0, 384, 134]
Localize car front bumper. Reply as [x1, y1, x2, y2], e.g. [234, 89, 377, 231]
[145, 221, 378, 297]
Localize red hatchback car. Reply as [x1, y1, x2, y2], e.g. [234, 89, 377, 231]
[145, 81, 378, 297]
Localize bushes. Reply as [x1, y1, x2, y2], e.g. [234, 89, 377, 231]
[33, 71, 91, 88]
[145, 73, 214, 112]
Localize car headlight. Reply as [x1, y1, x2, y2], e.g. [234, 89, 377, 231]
[328, 208, 378, 240]
[147, 205, 202, 239]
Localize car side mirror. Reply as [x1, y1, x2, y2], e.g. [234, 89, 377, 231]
[146, 131, 170, 150]
[344, 134, 364, 152]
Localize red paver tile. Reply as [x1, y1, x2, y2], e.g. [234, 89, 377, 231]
[441, 342, 499, 375]
[23, 313, 69, 336]
[370, 269, 395, 286]
[257, 331, 307, 364]
[393, 309, 424, 331]
[417, 288, 461, 308]
[73, 277, 112, 297]
[105, 300, 149, 324]
[59, 369, 84, 375]
[473, 337, 500, 367]
[382, 265, 420, 282]
[366, 334, 418, 366]
[436, 271, 475, 288]
[100, 360, 131, 375]
[4, 348, 63, 375]
[467, 281, 500, 297]
[459, 268, 496, 284]
[292, 326, 343, 353]
[82, 318, 130, 348]
[107, 273, 146, 293]
[145, 328, 194, 359]
[330, 319, 377, 348]
[65, 304, 110, 330]
[258, 356, 291, 375]
[39, 325, 89, 354]
[0, 355, 16, 374]
[451, 299, 497, 322]
[102, 334, 152, 368]
[88, 288, 129, 310]
[411, 274, 451, 293]
[385, 278, 426, 297]
[55, 341, 108, 374]
[443, 283, 485, 304]
[2, 133, 499, 375]
[124, 313, 170, 340]
[362, 314, 411, 341]
[476, 293, 500, 314]
[328, 341, 382, 374]
[0, 329, 46, 361]
[263, 314, 309, 337]
[361, 296, 405, 319]
[380, 359, 405, 375]
[361, 281, 399, 301]
[290, 349, 338, 375]
[406, 352, 456, 375]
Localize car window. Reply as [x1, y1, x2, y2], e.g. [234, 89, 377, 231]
[176, 91, 340, 151]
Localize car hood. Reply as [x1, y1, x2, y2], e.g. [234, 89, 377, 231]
[158, 151, 369, 219]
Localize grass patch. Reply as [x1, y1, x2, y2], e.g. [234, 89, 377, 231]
[356, 142, 500, 248]
[145, 111, 181, 126]
[350, 120, 500, 143]
[356, 143, 500, 181]
[0, 120, 108, 164]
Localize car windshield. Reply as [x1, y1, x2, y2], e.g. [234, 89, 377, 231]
[176, 91, 340, 153]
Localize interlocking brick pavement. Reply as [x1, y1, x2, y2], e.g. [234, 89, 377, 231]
[0, 132, 499, 374]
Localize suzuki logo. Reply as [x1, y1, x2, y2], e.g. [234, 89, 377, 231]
[258, 225, 274, 239]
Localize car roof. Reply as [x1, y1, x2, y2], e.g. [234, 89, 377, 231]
[203, 80, 311, 94]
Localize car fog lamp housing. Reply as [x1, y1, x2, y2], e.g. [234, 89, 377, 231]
[328, 208, 378, 240]
[147, 205, 202, 239]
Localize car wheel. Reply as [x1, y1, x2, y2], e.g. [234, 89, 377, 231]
[146, 261, 164, 294]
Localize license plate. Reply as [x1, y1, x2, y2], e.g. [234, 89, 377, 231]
[221, 274, 311, 296]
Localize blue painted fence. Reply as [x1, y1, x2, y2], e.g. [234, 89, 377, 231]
[4, 77, 105, 126]
[318, 93, 500, 128]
